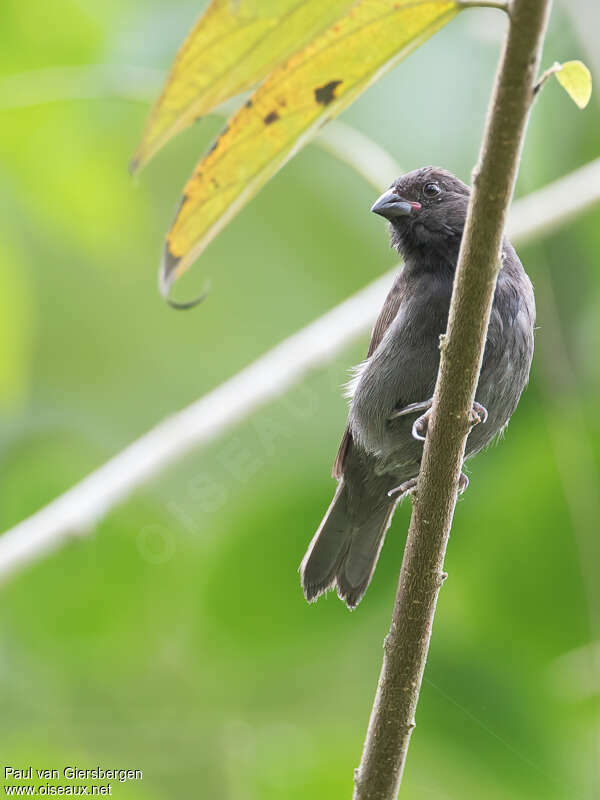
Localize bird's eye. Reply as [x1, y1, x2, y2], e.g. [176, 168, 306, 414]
[423, 182, 441, 198]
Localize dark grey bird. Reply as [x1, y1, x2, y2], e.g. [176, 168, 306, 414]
[300, 166, 535, 609]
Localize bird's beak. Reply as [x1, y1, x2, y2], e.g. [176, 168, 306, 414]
[371, 189, 419, 220]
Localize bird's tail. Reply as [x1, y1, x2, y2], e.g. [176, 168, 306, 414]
[300, 481, 396, 609]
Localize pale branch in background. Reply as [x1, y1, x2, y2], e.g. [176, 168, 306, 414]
[315, 121, 402, 193]
[0, 155, 598, 584]
[0, 273, 392, 581]
[509, 157, 600, 243]
[353, 0, 553, 797]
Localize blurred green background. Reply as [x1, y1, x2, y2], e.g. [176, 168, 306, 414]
[1, 1, 599, 797]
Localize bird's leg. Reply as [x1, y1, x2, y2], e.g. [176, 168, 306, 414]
[392, 398, 488, 442]
[389, 398, 434, 442]
[389, 399, 433, 420]
[390, 397, 433, 444]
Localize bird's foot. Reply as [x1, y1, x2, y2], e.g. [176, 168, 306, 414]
[387, 477, 418, 499]
[389, 398, 434, 443]
[388, 471, 469, 500]
[392, 398, 488, 442]
[469, 401, 488, 427]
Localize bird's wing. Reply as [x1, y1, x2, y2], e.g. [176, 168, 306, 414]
[332, 273, 405, 479]
[364, 274, 405, 358]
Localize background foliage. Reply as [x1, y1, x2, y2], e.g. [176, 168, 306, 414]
[1, 1, 599, 797]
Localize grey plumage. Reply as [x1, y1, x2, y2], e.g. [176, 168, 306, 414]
[300, 167, 535, 609]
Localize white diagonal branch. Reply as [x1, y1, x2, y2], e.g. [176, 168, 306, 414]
[0, 273, 393, 580]
[0, 154, 599, 582]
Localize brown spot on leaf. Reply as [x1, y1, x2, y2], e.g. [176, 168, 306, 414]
[207, 124, 229, 157]
[264, 111, 280, 125]
[314, 80, 343, 106]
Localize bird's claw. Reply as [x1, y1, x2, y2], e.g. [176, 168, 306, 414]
[412, 410, 430, 442]
[470, 401, 488, 427]
[387, 471, 469, 500]
[392, 398, 488, 443]
[389, 398, 434, 442]
[387, 477, 418, 499]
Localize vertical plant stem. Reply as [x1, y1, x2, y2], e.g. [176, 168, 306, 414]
[353, 1, 553, 797]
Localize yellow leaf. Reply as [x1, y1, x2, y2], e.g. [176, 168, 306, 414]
[132, 0, 358, 172]
[555, 60, 592, 110]
[162, 0, 458, 296]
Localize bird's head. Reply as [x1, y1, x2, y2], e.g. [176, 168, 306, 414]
[371, 167, 470, 267]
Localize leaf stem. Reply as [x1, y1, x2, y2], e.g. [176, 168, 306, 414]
[533, 60, 561, 95]
[458, 0, 510, 12]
